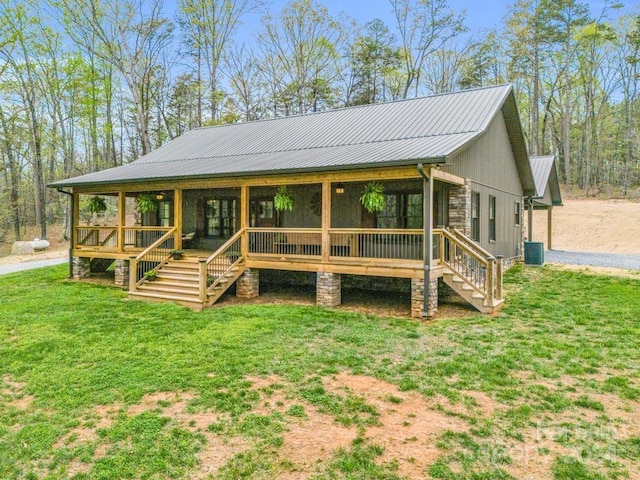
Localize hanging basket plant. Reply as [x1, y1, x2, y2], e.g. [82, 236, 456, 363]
[274, 186, 295, 212]
[87, 195, 108, 214]
[360, 182, 386, 213]
[137, 193, 159, 214]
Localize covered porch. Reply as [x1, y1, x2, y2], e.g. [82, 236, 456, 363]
[67, 166, 503, 316]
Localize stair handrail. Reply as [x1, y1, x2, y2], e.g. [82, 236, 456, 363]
[129, 226, 177, 292]
[450, 228, 495, 260]
[202, 228, 245, 299]
[448, 228, 502, 303]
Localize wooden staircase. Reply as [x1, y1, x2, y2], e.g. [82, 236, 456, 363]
[128, 228, 246, 311]
[129, 257, 245, 310]
[442, 269, 502, 314]
[437, 228, 504, 314]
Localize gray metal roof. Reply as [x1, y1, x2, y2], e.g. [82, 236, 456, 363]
[530, 155, 563, 206]
[50, 84, 530, 188]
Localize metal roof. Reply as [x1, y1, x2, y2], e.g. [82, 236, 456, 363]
[530, 155, 563, 206]
[50, 84, 531, 188]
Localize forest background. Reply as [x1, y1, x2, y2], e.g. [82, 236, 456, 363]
[0, 0, 638, 242]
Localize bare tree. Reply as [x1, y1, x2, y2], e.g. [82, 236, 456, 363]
[390, 0, 466, 98]
[55, 0, 173, 156]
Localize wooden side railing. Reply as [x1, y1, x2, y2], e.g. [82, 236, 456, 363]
[75, 226, 118, 249]
[129, 226, 177, 292]
[123, 227, 172, 250]
[329, 228, 423, 261]
[201, 228, 245, 301]
[434, 228, 502, 306]
[75, 226, 171, 251]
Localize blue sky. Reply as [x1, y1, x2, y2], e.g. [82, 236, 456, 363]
[163, 0, 637, 44]
[197, 0, 509, 37]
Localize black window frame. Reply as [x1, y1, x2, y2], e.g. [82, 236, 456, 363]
[205, 198, 237, 239]
[489, 195, 496, 242]
[375, 191, 423, 229]
[471, 191, 480, 242]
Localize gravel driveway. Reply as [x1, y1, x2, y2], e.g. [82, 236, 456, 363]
[0, 257, 68, 276]
[544, 250, 640, 270]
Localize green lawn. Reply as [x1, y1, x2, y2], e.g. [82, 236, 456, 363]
[1, 264, 639, 479]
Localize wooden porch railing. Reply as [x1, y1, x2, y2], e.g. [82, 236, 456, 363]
[129, 226, 177, 292]
[328, 228, 423, 261]
[201, 228, 245, 301]
[247, 228, 322, 257]
[76, 226, 118, 249]
[75, 226, 172, 251]
[435, 228, 503, 306]
[123, 227, 172, 250]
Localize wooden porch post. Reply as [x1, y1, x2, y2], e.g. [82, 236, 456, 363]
[241, 185, 249, 256]
[547, 206, 553, 251]
[418, 164, 434, 317]
[174, 189, 183, 249]
[72, 192, 80, 249]
[321, 181, 331, 263]
[118, 191, 126, 252]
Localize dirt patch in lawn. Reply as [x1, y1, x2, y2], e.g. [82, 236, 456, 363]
[248, 372, 470, 478]
[1, 375, 34, 410]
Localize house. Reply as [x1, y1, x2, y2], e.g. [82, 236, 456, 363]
[527, 155, 563, 250]
[49, 84, 537, 317]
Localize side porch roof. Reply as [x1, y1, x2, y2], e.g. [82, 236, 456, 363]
[50, 84, 535, 195]
[530, 155, 563, 207]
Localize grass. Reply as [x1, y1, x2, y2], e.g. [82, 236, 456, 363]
[0, 264, 639, 478]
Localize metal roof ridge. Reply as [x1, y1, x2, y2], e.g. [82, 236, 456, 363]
[189, 84, 514, 132]
[131, 130, 479, 165]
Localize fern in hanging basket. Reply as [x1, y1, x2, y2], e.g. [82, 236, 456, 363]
[137, 193, 159, 213]
[274, 186, 295, 211]
[360, 182, 386, 213]
[87, 195, 108, 214]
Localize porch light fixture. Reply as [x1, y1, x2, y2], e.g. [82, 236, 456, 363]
[156, 193, 164, 200]
[335, 183, 345, 194]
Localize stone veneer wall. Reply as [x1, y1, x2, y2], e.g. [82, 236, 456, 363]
[316, 272, 341, 307]
[448, 179, 471, 235]
[410, 277, 438, 318]
[114, 259, 129, 287]
[72, 256, 90, 279]
[236, 268, 259, 298]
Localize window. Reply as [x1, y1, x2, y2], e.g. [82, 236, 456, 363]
[376, 194, 398, 228]
[405, 193, 423, 228]
[489, 195, 496, 242]
[471, 191, 480, 241]
[515, 201, 521, 226]
[257, 200, 274, 220]
[375, 192, 423, 229]
[206, 199, 237, 238]
[158, 201, 171, 227]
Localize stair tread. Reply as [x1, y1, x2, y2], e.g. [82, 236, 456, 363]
[153, 279, 200, 288]
[138, 284, 200, 295]
[129, 291, 203, 304]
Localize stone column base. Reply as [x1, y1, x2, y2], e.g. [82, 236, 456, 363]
[237, 268, 259, 299]
[72, 256, 90, 279]
[411, 277, 438, 318]
[114, 259, 130, 287]
[316, 272, 341, 307]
